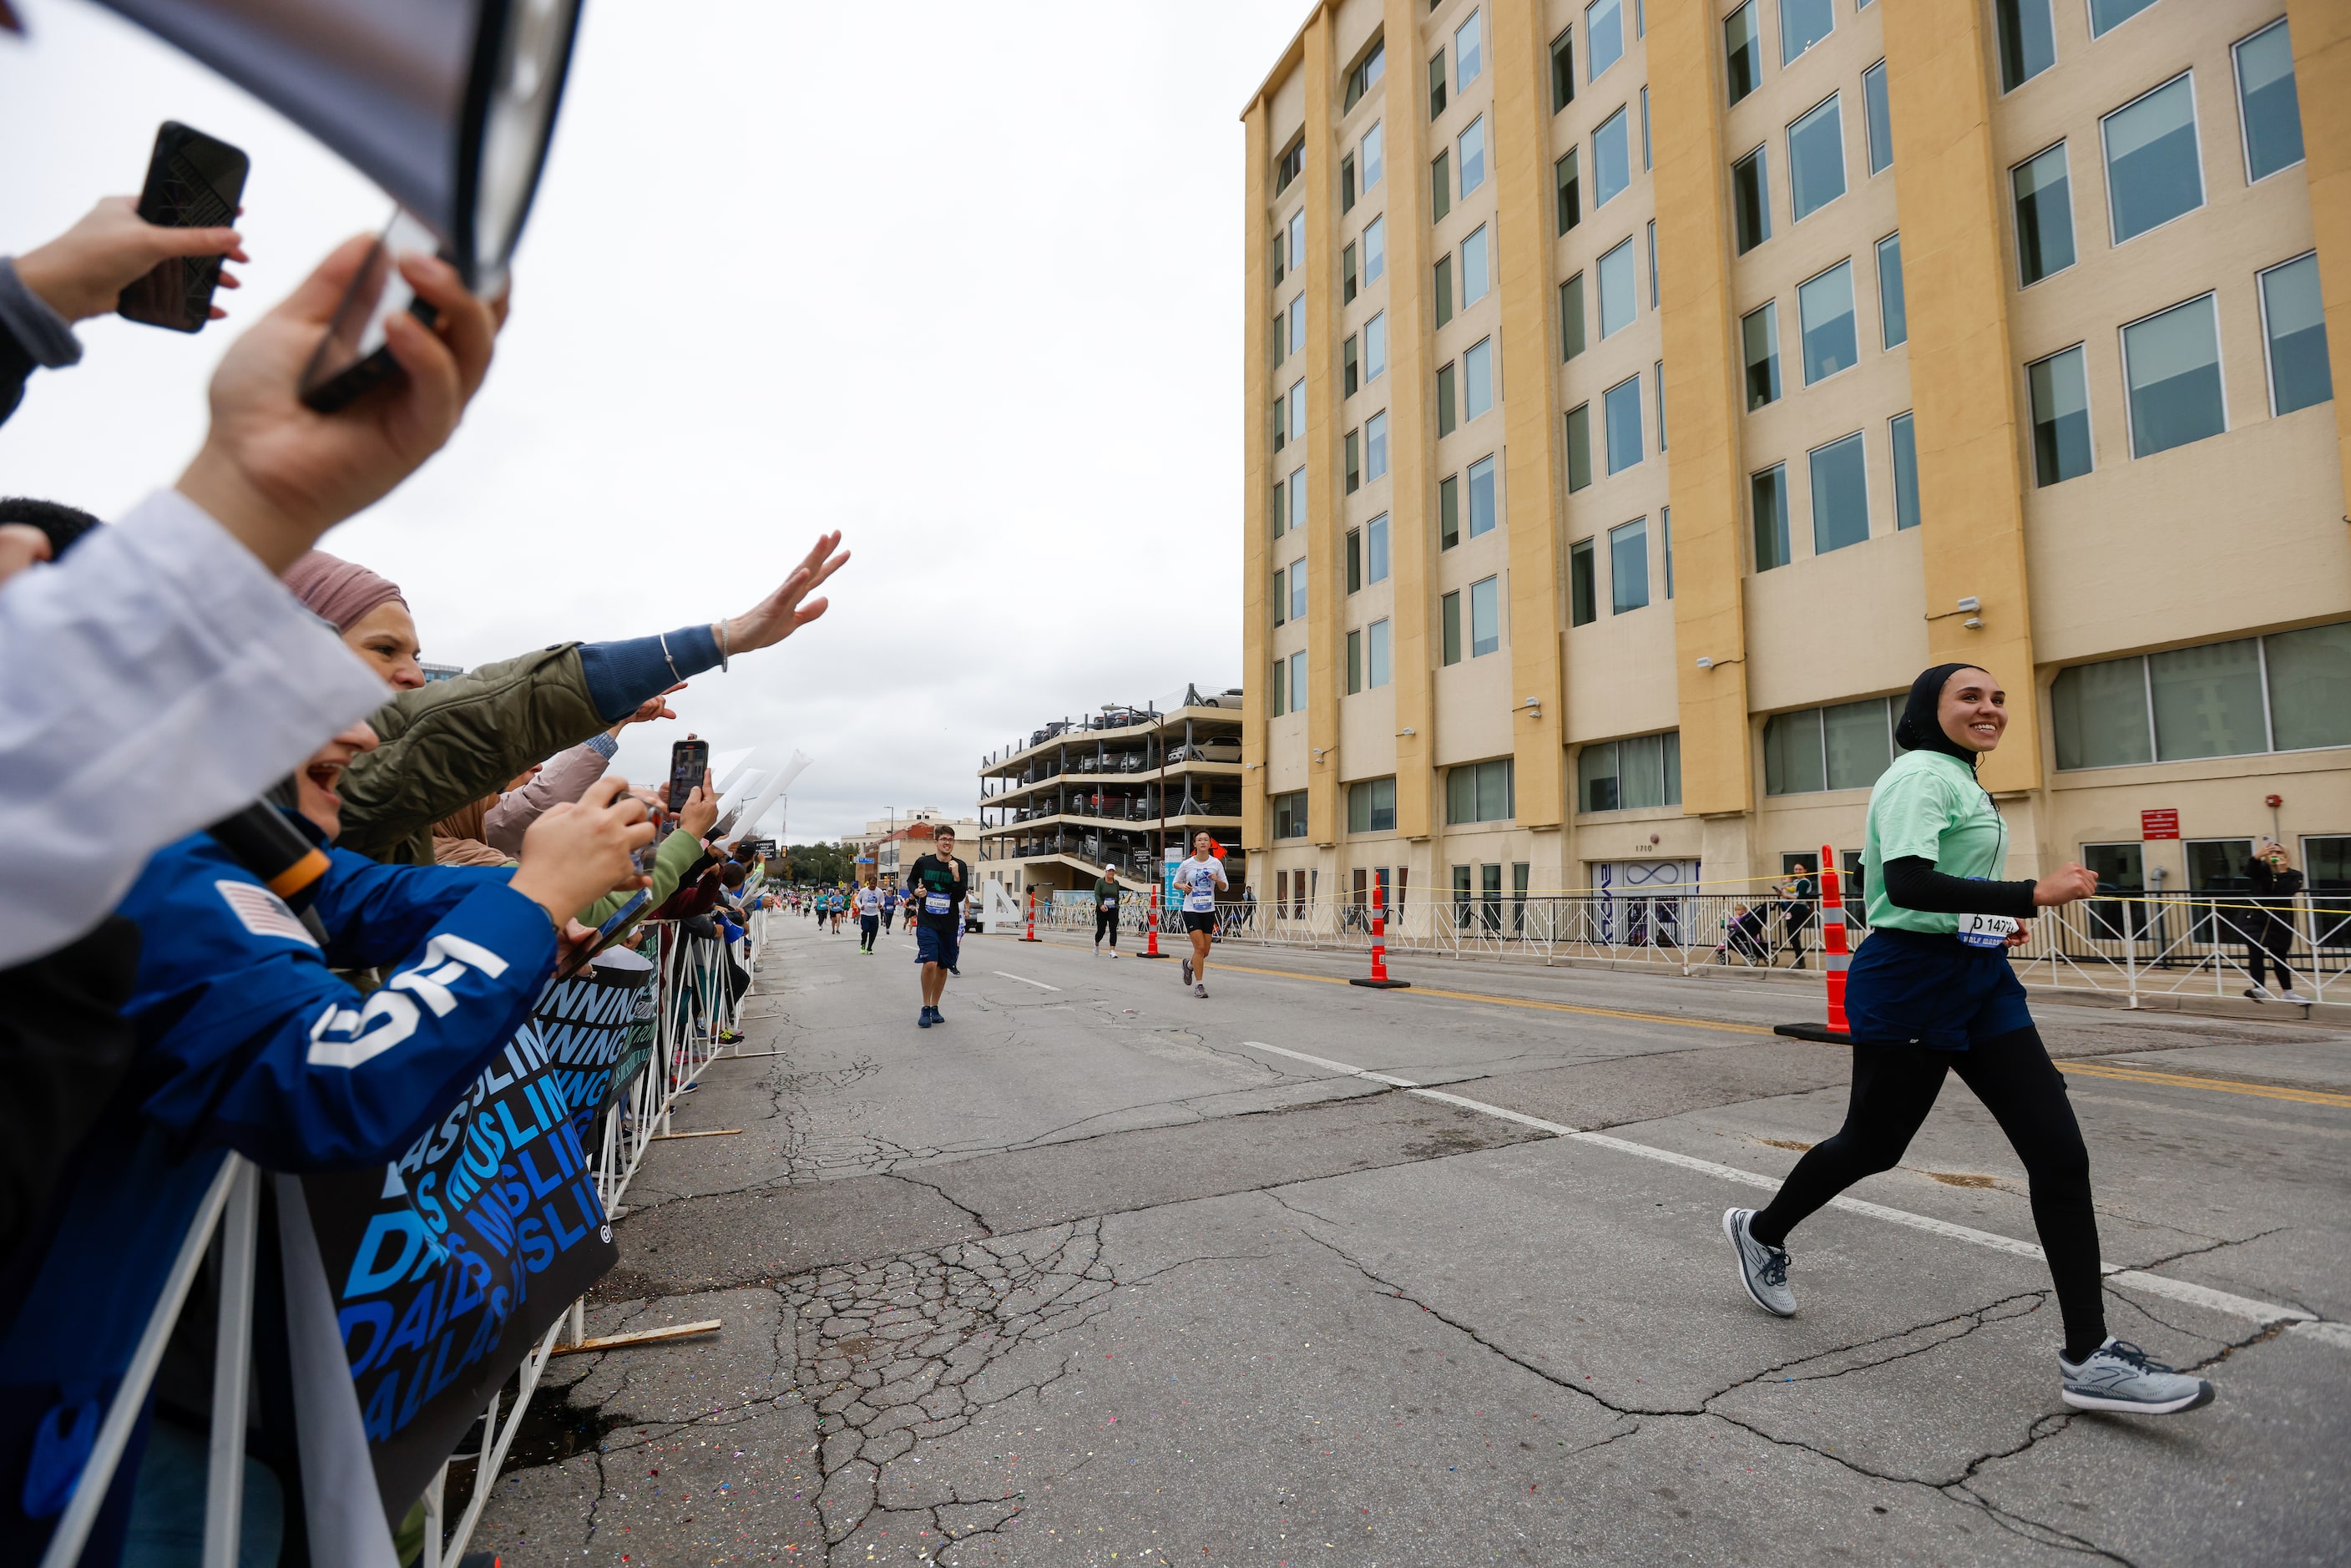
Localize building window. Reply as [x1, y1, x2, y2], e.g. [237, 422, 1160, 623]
[1446, 757, 1515, 823]
[2123, 293, 2224, 458]
[1742, 301, 1782, 410]
[1462, 224, 1491, 305]
[1566, 403, 1594, 491]
[2104, 74, 2202, 244]
[1343, 240, 1359, 303]
[1647, 220, 1659, 311]
[2261, 253, 2333, 417]
[2012, 143, 2075, 286]
[2090, 0, 2157, 36]
[1467, 453, 1498, 536]
[1440, 474, 1462, 549]
[1365, 311, 1388, 384]
[1272, 564, 1286, 626]
[1367, 513, 1390, 583]
[1732, 147, 1772, 253]
[1570, 538, 1598, 625]
[1995, 0, 2055, 93]
[1345, 37, 1387, 112]
[1368, 618, 1393, 688]
[1345, 334, 1361, 398]
[1363, 216, 1386, 286]
[2052, 622, 2351, 768]
[1270, 655, 1287, 715]
[1661, 507, 1674, 598]
[1347, 528, 1363, 594]
[1579, 731, 1681, 811]
[1464, 337, 1495, 420]
[1561, 272, 1587, 360]
[1808, 431, 1869, 554]
[1863, 60, 1893, 175]
[1288, 294, 1307, 356]
[1434, 253, 1454, 326]
[1288, 465, 1307, 534]
[1289, 557, 1307, 622]
[1272, 790, 1309, 838]
[1346, 427, 1362, 493]
[1641, 87, 1651, 170]
[1438, 362, 1459, 435]
[1595, 107, 1631, 208]
[1780, 0, 1832, 66]
[1362, 120, 1385, 192]
[1469, 575, 1501, 656]
[1764, 696, 1900, 795]
[1366, 410, 1390, 480]
[1432, 149, 1452, 222]
[1347, 627, 1363, 692]
[1459, 117, 1488, 196]
[1605, 374, 1644, 473]
[2236, 20, 2303, 184]
[1889, 412, 1920, 530]
[1787, 94, 1845, 221]
[1797, 260, 1857, 383]
[1656, 357, 1667, 449]
[1456, 9, 1484, 90]
[1588, 0, 1624, 80]
[1429, 47, 1448, 120]
[1342, 153, 1357, 214]
[1875, 232, 1906, 349]
[1348, 776, 1398, 833]
[1271, 475, 1287, 540]
[1752, 463, 1791, 570]
[1442, 590, 1463, 663]
[1276, 136, 1305, 195]
[1726, 2, 1762, 105]
[1598, 238, 1636, 338]
[2028, 344, 2093, 486]
[1552, 28, 1576, 112]
[1556, 149, 1582, 233]
[1289, 650, 1307, 710]
[1610, 518, 1649, 612]
[1288, 378, 1307, 442]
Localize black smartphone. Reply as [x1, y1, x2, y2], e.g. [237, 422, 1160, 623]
[297, 208, 442, 413]
[666, 740, 710, 814]
[552, 891, 650, 983]
[119, 121, 248, 333]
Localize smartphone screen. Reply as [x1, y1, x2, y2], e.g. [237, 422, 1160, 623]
[666, 740, 710, 814]
[297, 208, 441, 413]
[119, 121, 249, 333]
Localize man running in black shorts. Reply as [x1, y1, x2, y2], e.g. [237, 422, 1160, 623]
[1171, 832, 1228, 998]
[906, 827, 968, 1028]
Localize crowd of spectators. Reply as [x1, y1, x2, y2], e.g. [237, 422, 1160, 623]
[0, 192, 841, 1564]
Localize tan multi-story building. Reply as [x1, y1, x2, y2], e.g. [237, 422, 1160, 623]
[1241, 0, 2350, 922]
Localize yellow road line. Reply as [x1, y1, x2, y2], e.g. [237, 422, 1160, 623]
[1212, 959, 2351, 1109]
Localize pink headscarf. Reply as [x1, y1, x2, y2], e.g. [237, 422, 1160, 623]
[282, 549, 407, 633]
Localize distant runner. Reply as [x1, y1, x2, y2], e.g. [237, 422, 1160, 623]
[906, 827, 969, 1028]
[856, 877, 883, 953]
[1093, 867, 1124, 957]
[882, 881, 901, 934]
[1172, 832, 1227, 999]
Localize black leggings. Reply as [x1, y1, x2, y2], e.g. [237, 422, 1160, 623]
[1095, 906, 1119, 947]
[2246, 913, 2295, 989]
[860, 914, 879, 950]
[1749, 1026, 2106, 1359]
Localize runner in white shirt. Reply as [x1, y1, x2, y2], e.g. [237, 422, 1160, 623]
[855, 877, 883, 953]
[1172, 832, 1229, 999]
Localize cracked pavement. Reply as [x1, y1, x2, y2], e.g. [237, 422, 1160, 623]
[473, 919, 2351, 1565]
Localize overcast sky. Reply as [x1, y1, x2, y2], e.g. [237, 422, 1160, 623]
[0, 0, 1301, 840]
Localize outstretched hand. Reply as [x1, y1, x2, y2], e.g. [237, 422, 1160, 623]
[16, 196, 247, 322]
[720, 532, 848, 655]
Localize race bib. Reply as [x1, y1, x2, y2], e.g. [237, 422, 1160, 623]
[1956, 912, 2018, 949]
[925, 893, 950, 915]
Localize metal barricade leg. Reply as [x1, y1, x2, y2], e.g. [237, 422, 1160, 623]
[200, 1161, 260, 1568]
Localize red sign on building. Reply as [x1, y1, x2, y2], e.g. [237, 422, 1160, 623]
[2141, 808, 2180, 840]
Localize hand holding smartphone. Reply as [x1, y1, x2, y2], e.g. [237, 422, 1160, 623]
[667, 740, 711, 814]
[119, 122, 249, 333]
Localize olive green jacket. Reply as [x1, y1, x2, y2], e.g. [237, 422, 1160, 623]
[337, 644, 607, 865]
[579, 827, 709, 932]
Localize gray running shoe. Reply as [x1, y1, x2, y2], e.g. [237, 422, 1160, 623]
[1194, 982, 1207, 999]
[1723, 1208, 1795, 1317]
[2060, 1338, 2215, 1415]
[1181, 958, 1194, 984]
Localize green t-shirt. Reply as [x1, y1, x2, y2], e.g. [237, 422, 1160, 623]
[1862, 749, 2009, 934]
[1095, 878, 1122, 909]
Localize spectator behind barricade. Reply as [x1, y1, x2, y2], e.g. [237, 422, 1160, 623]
[278, 535, 848, 867]
[3, 230, 502, 971]
[579, 768, 720, 942]
[0, 725, 652, 1562]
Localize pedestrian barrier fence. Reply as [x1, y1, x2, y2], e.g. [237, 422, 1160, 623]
[39, 908, 771, 1568]
[1017, 870, 2348, 1008]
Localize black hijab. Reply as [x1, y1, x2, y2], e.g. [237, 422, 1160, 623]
[1893, 663, 1987, 767]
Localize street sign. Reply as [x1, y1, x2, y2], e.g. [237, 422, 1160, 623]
[2141, 808, 2180, 841]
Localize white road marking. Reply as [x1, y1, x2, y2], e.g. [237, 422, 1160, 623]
[994, 971, 1061, 992]
[1235, 1039, 2328, 1334]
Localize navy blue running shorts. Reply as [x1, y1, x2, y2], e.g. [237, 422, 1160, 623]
[1843, 926, 2033, 1050]
[916, 923, 961, 969]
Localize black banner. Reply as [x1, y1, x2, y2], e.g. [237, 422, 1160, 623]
[306, 952, 656, 1515]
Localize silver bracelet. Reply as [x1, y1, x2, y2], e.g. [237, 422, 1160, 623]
[656, 631, 684, 685]
[717, 619, 730, 673]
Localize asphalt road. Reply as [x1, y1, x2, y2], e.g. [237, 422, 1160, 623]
[473, 916, 2351, 1567]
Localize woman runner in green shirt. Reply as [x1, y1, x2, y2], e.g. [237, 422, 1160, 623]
[1723, 665, 2216, 1417]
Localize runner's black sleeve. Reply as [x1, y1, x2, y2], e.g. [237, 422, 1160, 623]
[1879, 857, 2039, 919]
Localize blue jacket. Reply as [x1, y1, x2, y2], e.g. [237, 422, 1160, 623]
[0, 825, 556, 1556]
